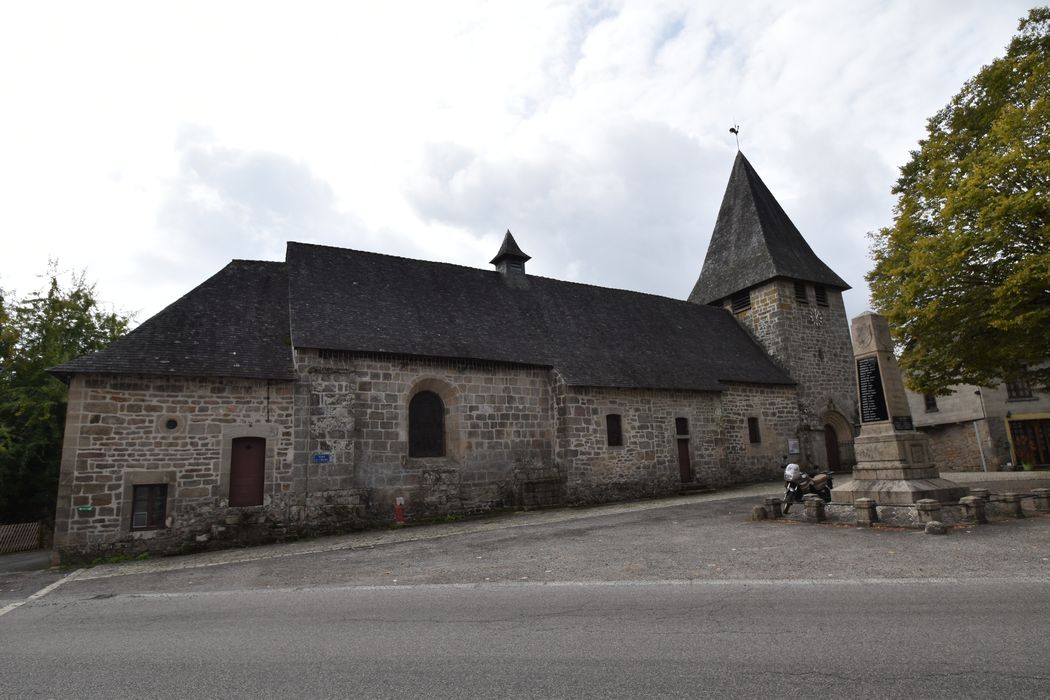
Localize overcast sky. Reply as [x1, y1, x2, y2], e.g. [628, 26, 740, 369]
[0, 1, 1033, 327]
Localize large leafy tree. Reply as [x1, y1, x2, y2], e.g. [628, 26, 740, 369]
[0, 267, 130, 524]
[868, 7, 1050, 394]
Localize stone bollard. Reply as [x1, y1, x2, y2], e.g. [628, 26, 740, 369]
[1031, 488, 1050, 513]
[854, 498, 879, 527]
[752, 505, 768, 521]
[924, 521, 948, 535]
[959, 495, 988, 524]
[969, 488, 991, 502]
[803, 494, 826, 522]
[916, 499, 942, 525]
[1001, 493, 1025, 519]
[764, 497, 783, 519]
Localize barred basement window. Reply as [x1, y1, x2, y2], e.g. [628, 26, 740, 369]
[409, 391, 445, 457]
[923, 394, 939, 412]
[1007, 381, 1033, 400]
[675, 417, 689, 436]
[730, 289, 751, 313]
[814, 286, 829, 307]
[794, 282, 808, 304]
[131, 484, 167, 530]
[606, 414, 623, 447]
[747, 417, 761, 444]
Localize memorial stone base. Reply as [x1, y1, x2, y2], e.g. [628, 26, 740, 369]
[832, 430, 967, 506]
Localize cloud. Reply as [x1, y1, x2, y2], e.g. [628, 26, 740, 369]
[406, 120, 726, 298]
[155, 126, 362, 268]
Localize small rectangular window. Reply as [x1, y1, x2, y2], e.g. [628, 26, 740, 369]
[794, 282, 808, 304]
[131, 484, 167, 530]
[675, 417, 689, 436]
[1006, 381, 1033, 400]
[730, 289, 751, 313]
[606, 414, 623, 447]
[747, 417, 761, 444]
[923, 394, 939, 412]
[814, 286, 828, 307]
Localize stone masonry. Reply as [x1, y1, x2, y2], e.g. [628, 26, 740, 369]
[55, 354, 810, 558]
[720, 279, 857, 468]
[54, 374, 297, 559]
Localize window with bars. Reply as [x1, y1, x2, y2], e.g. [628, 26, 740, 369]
[1007, 381, 1034, 400]
[131, 484, 167, 530]
[814, 286, 828, 307]
[794, 282, 808, 304]
[747, 417, 761, 444]
[606, 414, 623, 447]
[730, 289, 751, 313]
[923, 394, 939, 412]
[409, 391, 445, 457]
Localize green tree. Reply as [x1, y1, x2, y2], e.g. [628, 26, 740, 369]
[0, 267, 131, 524]
[868, 7, 1050, 394]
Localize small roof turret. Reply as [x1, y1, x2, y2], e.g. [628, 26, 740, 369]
[490, 230, 531, 273]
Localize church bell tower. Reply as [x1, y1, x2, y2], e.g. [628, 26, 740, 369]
[690, 152, 857, 469]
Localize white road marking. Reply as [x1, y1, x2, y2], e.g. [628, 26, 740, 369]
[0, 568, 85, 618]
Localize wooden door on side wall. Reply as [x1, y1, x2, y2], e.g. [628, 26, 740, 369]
[824, 425, 842, 470]
[677, 438, 693, 483]
[230, 436, 265, 507]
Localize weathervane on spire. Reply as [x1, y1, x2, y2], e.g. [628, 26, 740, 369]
[729, 124, 740, 151]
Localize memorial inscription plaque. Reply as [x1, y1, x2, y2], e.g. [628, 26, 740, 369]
[857, 356, 888, 423]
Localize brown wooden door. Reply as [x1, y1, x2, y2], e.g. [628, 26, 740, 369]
[677, 438, 692, 483]
[1010, 419, 1050, 466]
[824, 425, 841, 470]
[230, 437, 265, 506]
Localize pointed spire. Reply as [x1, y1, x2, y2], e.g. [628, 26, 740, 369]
[688, 152, 849, 305]
[490, 230, 531, 274]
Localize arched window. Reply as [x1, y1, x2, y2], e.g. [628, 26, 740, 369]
[409, 391, 445, 457]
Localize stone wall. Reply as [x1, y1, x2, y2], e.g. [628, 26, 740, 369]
[54, 374, 298, 559]
[555, 378, 798, 502]
[921, 422, 986, 472]
[55, 353, 810, 558]
[294, 351, 557, 520]
[720, 382, 802, 482]
[722, 279, 857, 468]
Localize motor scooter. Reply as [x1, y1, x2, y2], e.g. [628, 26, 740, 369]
[783, 467, 834, 513]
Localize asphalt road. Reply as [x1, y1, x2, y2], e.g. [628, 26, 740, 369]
[3, 579, 1048, 698]
[2, 483, 1049, 698]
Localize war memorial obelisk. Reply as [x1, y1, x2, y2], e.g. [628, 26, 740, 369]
[832, 312, 967, 505]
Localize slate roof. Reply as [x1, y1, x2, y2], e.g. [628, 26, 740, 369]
[286, 242, 792, 391]
[688, 151, 849, 305]
[49, 260, 295, 381]
[50, 235, 799, 390]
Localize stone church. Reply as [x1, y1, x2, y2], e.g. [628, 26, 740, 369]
[50, 152, 857, 558]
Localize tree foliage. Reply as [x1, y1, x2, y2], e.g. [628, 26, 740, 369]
[0, 267, 130, 524]
[868, 7, 1050, 394]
